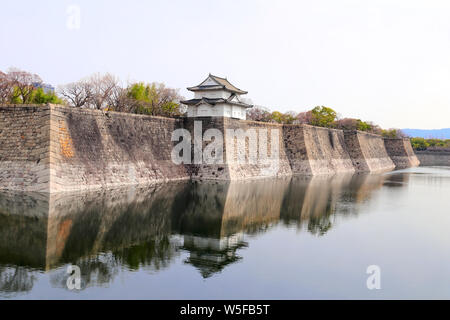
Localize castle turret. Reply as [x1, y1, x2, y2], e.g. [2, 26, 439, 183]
[181, 74, 252, 120]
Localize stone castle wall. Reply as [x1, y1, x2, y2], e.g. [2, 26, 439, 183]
[190, 119, 357, 181]
[415, 150, 450, 166]
[0, 105, 52, 192]
[291, 125, 355, 175]
[223, 118, 292, 179]
[49, 105, 191, 192]
[184, 117, 231, 180]
[384, 138, 420, 169]
[1, 105, 190, 192]
[0, 104, 419, 192]
[344, 130, 396, 172]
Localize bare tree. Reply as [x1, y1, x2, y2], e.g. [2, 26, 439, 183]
[333, 118, 359, 130]
[59, 73, 123, 110]
[295, 110, 313, 124]
[0, 71, 12, 104]
[106, 85, 131, 112]
[59, 73, 184, 116]
[154, 83, 183, 116]
[371, 124, 383, 135]
[86, 73, 120, 110]
[58, 80, 92, 108]
[6, 68, 42, 103]
[246, 106, 272, 122]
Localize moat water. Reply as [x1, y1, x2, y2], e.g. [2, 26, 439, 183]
[0, 166, 449, 299]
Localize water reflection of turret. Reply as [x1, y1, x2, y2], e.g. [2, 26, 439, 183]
[173, 179, 291, 278]
[182, 233, 247, 278]
[171, 182, 247, 279]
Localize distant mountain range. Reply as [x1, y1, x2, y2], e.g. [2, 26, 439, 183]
[402, 128, 450, 139]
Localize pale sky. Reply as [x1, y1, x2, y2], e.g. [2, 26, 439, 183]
[1, 0, 449, 129]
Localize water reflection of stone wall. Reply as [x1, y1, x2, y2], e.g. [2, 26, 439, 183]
[49, 183, 187, 270]
[0, 192, 50, 269]
[279, 174, 389, 234]
[0, 172, 399, 291]
[222, 179, 291, 236]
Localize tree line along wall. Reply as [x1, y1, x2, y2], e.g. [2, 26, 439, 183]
[0, 104, 419, 192]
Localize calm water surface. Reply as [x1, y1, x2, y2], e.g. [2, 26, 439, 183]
[1, 166, 449, 299]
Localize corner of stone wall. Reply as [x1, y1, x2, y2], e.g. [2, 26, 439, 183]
[301, 125, 355, 175]
[384, 137, 420, 169]
[355, 131, 395, 172]
[282, 125, 313, 175]
[343, 130, 370, 172]
[184, 117, 232, 181]
[0, 104, 53, 192]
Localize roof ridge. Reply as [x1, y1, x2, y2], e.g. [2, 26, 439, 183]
[187, 74, 248, 94]
[210, 74, 227, 80]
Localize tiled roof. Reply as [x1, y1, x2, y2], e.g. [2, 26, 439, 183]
[187, 74, 248, 95]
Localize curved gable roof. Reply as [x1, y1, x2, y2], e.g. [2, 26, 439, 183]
[187, 74, 248, 95]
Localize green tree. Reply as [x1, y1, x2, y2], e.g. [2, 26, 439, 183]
[128, 82, 152, 104]
[10, 87, 23, 104]
[126, 82, 182, 117]
[127, 82, 153, 114]
[310, 106, 337, 128]
[333, 118, 373, 132]
[356, 120, 372, 132]
[31, 88, 63, 104]
[8, 86, 62, 104]
[271, 111, 284, 123]
[410, 137, 429, 150]
[381, 129, 406, 138]
[445, 140, 450, 148]
[6, 68, 42, 104]
[270, 111, 297, 124]
[282, 111, 296, 124]
[161, 101, 179, 115]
